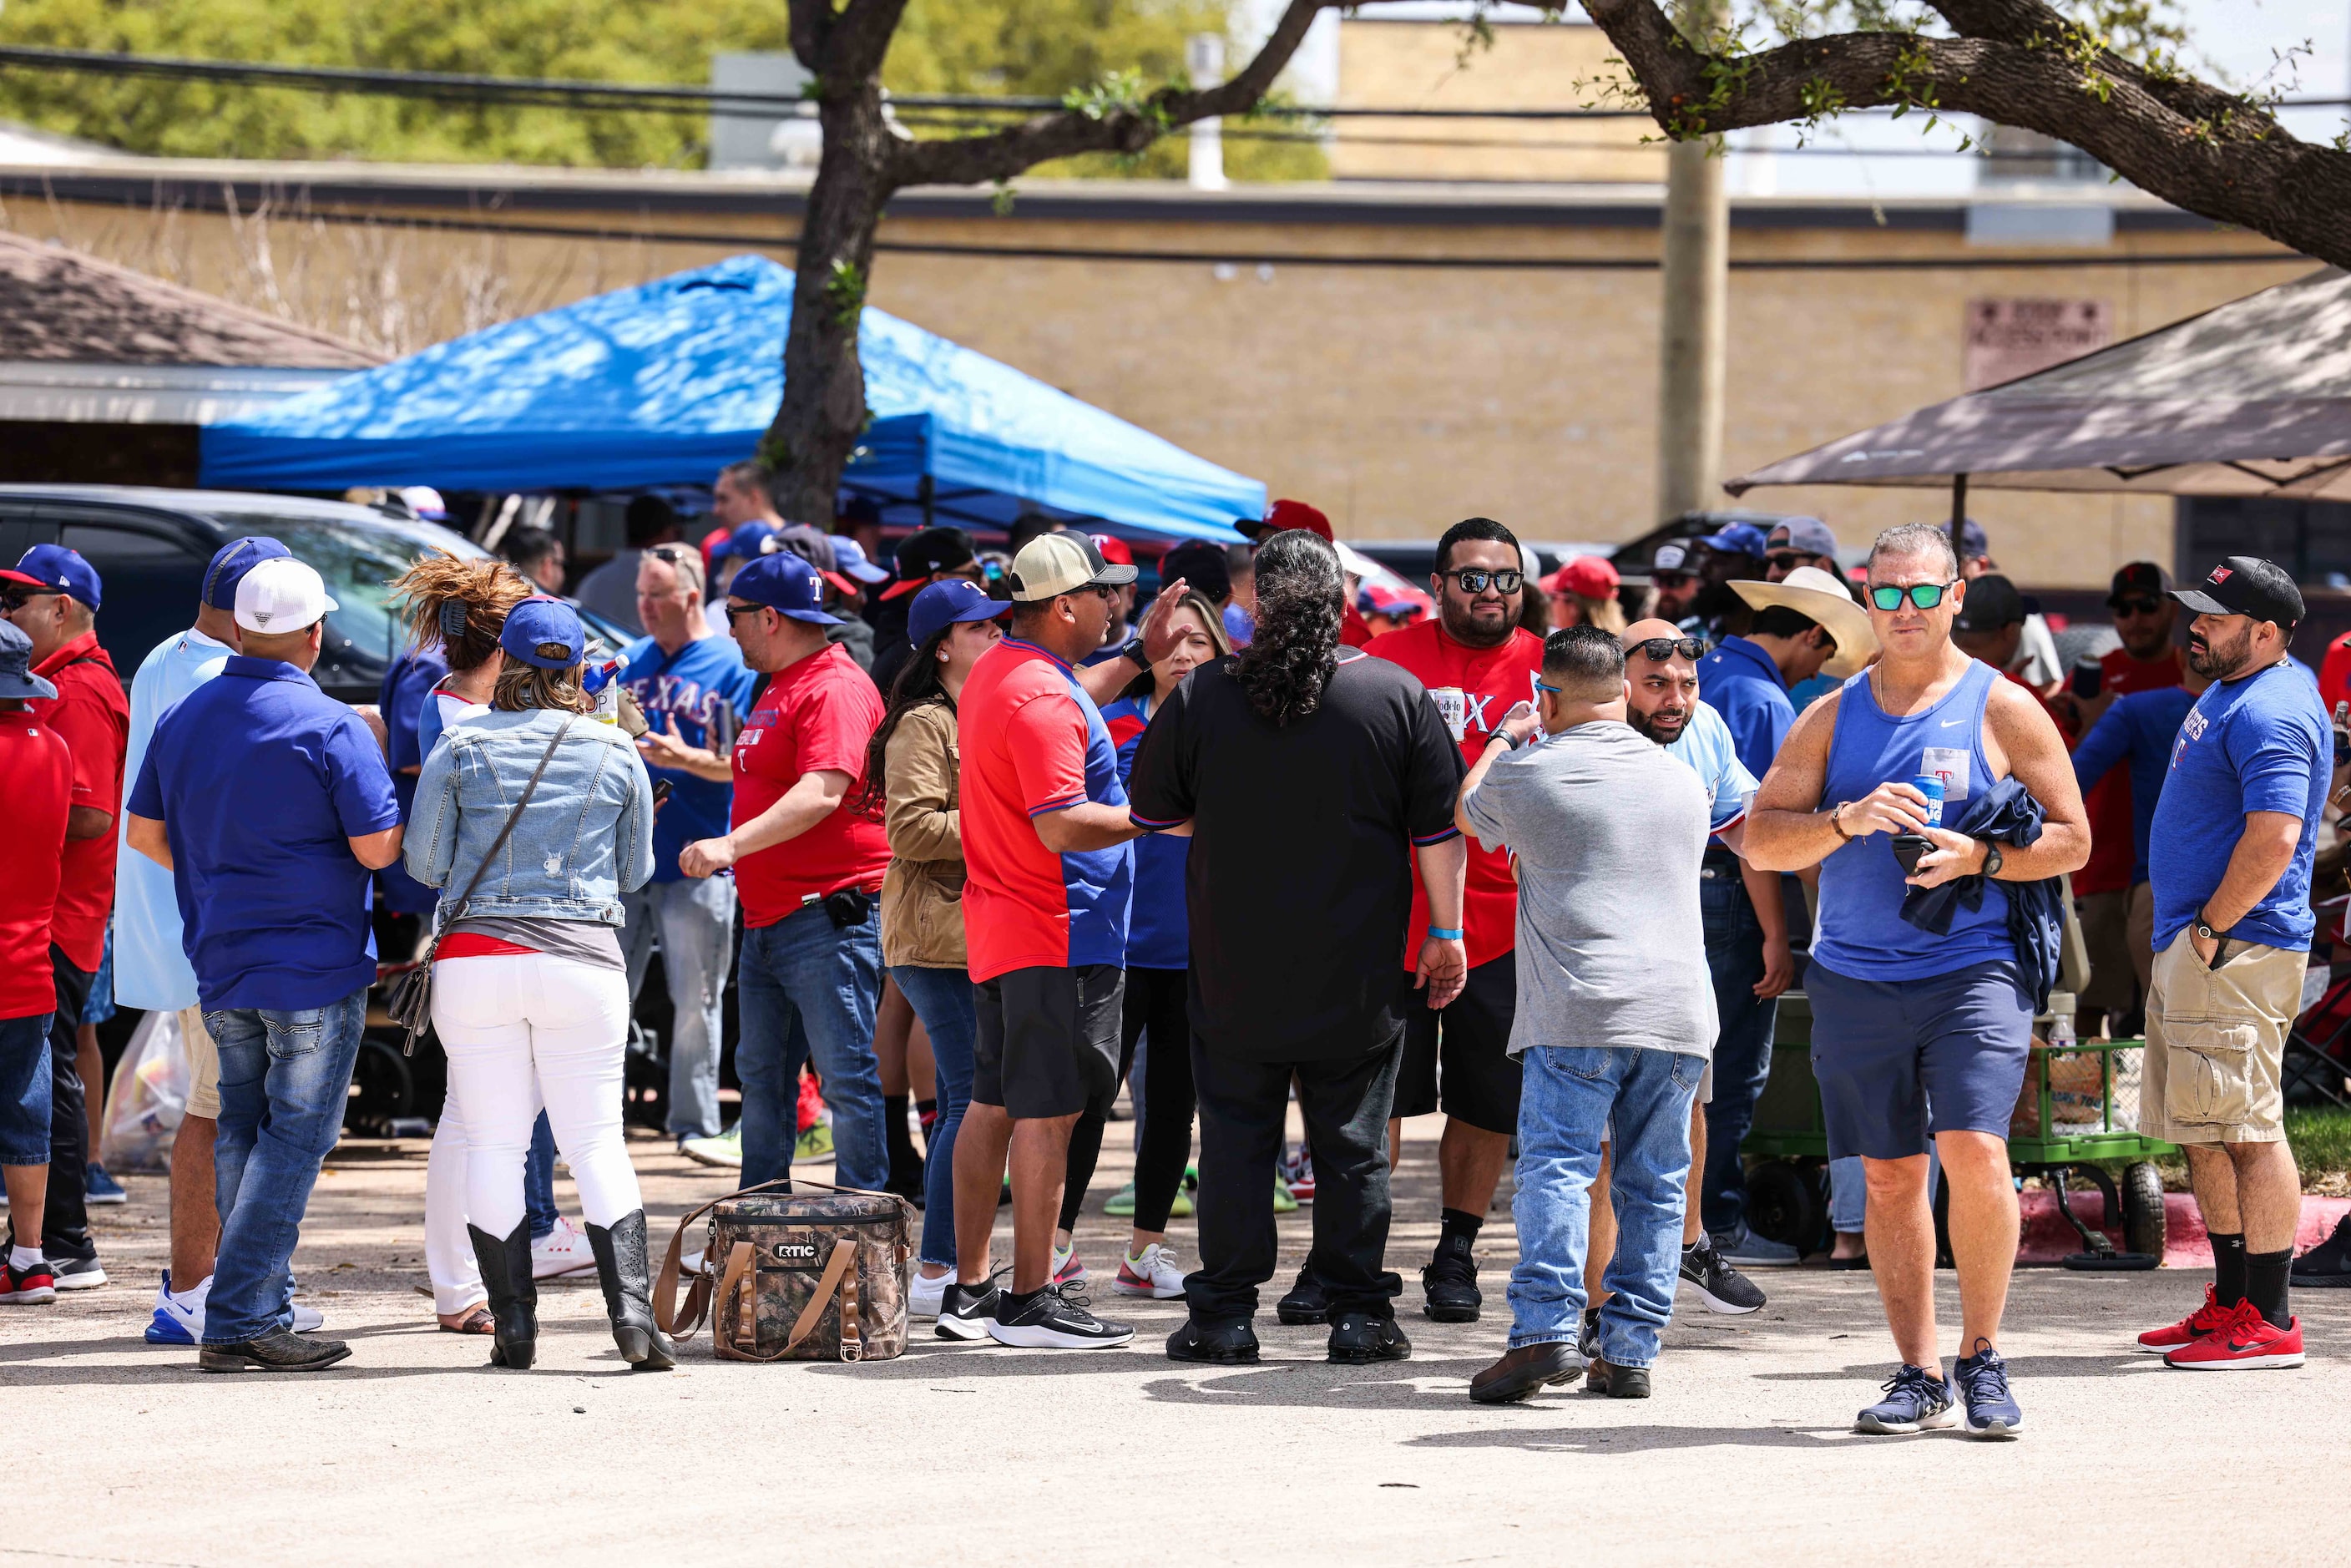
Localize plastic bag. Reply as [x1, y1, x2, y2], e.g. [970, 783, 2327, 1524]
[99, 1009, 191, 1172]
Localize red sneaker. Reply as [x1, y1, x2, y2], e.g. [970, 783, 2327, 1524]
[0, 1260, 57, 1304]
[2163, 1299, 2305, 1370]
[2137, 1284, 2235, 1353]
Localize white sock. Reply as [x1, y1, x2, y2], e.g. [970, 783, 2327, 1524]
[172, 1273, 213, 1302]
[9, 1245, 42, 1271]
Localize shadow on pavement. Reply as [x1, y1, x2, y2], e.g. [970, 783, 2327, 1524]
[1404, 1422, 1863, 1453]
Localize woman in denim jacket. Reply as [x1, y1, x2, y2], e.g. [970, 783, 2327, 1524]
[407, 598, 667, 1371]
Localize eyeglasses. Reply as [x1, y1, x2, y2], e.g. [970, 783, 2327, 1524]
[1443, 569, 1524, 595]
[1868, 581, 1958, 611]
[1625, 636, 1706, 662]
[2109, 597, 2164, 618]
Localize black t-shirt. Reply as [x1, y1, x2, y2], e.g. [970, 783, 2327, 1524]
[1127, 648, 1466, 1062]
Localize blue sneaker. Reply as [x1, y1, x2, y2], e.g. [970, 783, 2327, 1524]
[1854, 1363, 1957, 1434]
[83, 1163, 128, 1206]
[1954, 1338, 2024, 1439]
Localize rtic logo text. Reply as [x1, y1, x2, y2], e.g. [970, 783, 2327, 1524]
[771, 1241, 821, 1264]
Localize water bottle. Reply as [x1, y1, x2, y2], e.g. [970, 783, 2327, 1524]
[1911, 773, 1945, 829]
[584, 659, 623, 725]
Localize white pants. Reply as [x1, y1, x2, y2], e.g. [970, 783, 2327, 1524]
[422, 1077, 552, 1315]
[431, 953, 642, 1241]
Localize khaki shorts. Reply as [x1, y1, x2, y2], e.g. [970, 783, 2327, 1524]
[2143, 928, 2304, 1146]
[179, 1004, 221, 1120]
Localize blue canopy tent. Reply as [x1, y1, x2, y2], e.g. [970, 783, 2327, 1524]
[200, 254, 1261, 542]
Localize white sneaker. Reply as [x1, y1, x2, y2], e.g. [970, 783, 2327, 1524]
[910, 1269, 952, 1319]
[146, 1273, 323, 1342]
[531, 1216, 598, 1280]
[291, 1297, 326, 1332]
[1112, 1243, 1187, 1299]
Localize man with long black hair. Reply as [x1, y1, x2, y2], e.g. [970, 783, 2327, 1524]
[1131, 529, 1469, 1365]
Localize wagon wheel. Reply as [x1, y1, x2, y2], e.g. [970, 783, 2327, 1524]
[1745, 1161, 1824, 1257]
[2121, 1161, 2167, 1259]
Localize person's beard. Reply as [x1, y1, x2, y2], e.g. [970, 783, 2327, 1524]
[1440, 593, 1518, 650]
[1628, 703, 1686, 745]
[2187, 620, 2254, 680]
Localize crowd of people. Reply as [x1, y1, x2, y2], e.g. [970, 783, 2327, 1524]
[3, 463, 2346, 1424]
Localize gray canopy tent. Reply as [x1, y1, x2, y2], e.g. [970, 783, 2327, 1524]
[1725, 266, 2351, 532]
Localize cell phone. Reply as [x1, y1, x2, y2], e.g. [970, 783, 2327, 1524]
[652, 779, 674, 807]
[2070, 658, 2102, 700]
[1891, 833, 1933, 878]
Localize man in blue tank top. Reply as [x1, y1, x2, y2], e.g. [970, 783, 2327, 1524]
[1745, 523, 2089, 1440]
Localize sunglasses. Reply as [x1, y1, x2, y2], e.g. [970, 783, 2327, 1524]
[1868, 580, 1958, 611]
[721, 602, 769, 625]
[1, 585, 63, 613]
[1764, 553, 1811, 573]
[645, 545, 695, 566]
[1651, 571, 1695, 589]
[1443, 569, 1524, 594]
[2108, 597, 2164, 618]
[1625, 636, 1706, 662]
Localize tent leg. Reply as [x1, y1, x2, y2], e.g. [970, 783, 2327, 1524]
[1949, 472, 1968, 560]
[920, 475, 934, 530]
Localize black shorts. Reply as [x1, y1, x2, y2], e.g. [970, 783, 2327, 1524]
[1393, 950, 1520, 1135]
[973, 964, 1125, 1120]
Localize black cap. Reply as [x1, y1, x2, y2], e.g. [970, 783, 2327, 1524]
[1157, 540, 1231, 605]
[2107, 561, 2172, 605]
[2172, 555, 2304, 627]
[1952, 573, 2026, 631]
[885, 526, 977, 599]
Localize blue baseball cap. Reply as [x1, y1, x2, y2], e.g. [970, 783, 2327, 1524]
[13, 544, 102, 609]
[202, 536, 292, 609]
[1697, 522, 1768, 560]
[498, 595, 584, 670]
[831, 536, 891, 584]
[908, 579, 1009, 647]
[721, 521, 779, 564]
[727, 552, 841, 626]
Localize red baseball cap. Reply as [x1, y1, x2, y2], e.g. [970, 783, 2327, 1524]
[1546, 555, 1620, 601]
[1241, 498, 1333, 544]
[1089, 533, 1135, 567]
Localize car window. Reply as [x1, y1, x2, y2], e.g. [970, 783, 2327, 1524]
[209, 516, 420, 697]
[53, 519, 212, 685]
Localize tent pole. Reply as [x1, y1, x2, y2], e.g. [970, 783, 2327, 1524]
[920, 474, 934, 530]
[1949, 473, 1968, 560]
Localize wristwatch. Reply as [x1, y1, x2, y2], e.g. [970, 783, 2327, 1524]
[2195, 908, 2227, 943]
[1489, 729, 1521, 751]
[1977, 838, 2004, 878]
[1113, 638, 1147, 667]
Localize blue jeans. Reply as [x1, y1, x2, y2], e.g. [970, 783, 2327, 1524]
[736, 902, 886, 1194]
[892, 964, 976, 1267]
[204, 989, 367, 1344]
[620, 876, 736, 1139]
[1699, 873, 1779, 1235]
[0, 1012, 51, 1167]
[1509, 1045, 1702, 1370]
[523, 1112, 559, 1241]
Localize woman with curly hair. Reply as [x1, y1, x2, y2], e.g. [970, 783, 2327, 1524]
[1126, 528, 1470, 1367]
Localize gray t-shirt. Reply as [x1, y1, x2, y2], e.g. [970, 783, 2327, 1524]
[1459, 721, 1716, 1059]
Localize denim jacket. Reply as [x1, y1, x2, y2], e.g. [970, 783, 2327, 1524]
[405, 706, 656, 928]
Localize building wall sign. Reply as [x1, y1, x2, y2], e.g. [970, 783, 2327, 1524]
[1964, 298, 2112, 390]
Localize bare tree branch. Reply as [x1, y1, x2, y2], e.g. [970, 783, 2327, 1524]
[887, 0, 1337, 190]
[1581, 0, 2351, 269]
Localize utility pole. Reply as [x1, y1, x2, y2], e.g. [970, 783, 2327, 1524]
[1187, 34, 1229, 191]
[1653, 0, 1728, 525]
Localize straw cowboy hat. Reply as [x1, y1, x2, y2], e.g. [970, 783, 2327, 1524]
[1730, 566, 1878, 679]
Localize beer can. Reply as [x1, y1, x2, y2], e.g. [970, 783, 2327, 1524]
[1911, 773, 1945, 828]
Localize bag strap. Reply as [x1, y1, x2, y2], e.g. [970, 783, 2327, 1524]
[423, 716, 576, 959]
[655, 1176, 799, 1336]
[785, 1240, 859, 1354]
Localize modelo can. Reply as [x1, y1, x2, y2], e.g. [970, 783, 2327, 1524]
[1912, 773, 1945, 828]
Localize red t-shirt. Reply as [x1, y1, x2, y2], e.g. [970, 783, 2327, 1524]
[2075, 646, 2184, 896]
[31, 632, 128, 973]
[0, 709, 72, 1019]
[1364, 619, 1545, 970]
[958, 637, 1134, 983]
[729, 644, 890, 928]
[1341, 604, 1374, 649]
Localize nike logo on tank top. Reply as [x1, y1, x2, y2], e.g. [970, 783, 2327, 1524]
[1813, 659, 2018, 981]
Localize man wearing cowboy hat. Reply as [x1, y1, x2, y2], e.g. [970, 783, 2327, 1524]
[1691, 566, 1878, 1266]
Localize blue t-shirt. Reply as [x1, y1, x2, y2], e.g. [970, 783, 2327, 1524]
[1222, 602, 1254, 648]
[1661, 699, 1760, 835]
[128, 657, 403, 1011]
[2147, 659, 2328, 953]
[2070, 685, 2200, 888]
[1102, 693, 1188, 969]
[1788, 672, 1838, 716]
[1696, 635, 1795, 782]
[113, 625, 234, 1011]
[377, 644, 450, 916]
[619, 631, 760, 882]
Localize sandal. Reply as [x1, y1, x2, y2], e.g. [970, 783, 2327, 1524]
[437, 1303, 496, 1334]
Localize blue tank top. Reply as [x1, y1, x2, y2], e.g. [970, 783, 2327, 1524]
[1813, 659, 2015, 980]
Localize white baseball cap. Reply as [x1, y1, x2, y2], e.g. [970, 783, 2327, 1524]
[235, 557, 338, 634]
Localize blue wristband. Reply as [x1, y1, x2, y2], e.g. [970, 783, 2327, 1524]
[1427, 926, 1464, 941]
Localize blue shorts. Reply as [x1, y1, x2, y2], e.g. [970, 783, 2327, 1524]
[0, 1011, 53, 1167]
[1806, 958, 2032, 1161]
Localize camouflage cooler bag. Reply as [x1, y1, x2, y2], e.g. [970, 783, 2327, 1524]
[656, 1180, 914, 1362]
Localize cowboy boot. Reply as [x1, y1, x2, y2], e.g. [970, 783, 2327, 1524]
[466, 1219, 538, 1370]
[587, 1209, 676, 1371]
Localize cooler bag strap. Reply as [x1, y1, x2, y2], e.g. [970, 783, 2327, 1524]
[655, 1177, 800, 1335]
[839, 1254, 862, 1363]
[784, 1239, 860, 1354]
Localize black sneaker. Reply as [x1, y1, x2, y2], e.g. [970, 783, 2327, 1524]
[1680, 1233, 1766, 1315]
[1420, 1241, 1481, 1323]
[198, 1328, 351, 1373]
[1166, 1317, 1261, 1364]
[988, 1283, 1135, 1350]
[1579, 1307, 1601, 1362]
[935, 1280, 1002, 1342]
[2292, 1214, 2351, 1287]
[1327, 1311, 1412, 1364]
[1276, 1267, 1331, 1325]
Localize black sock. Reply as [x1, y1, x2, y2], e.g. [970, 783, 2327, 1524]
[2246, 1248, 2293, 1329]
[1439, 1208, 1484, 1252]
[2212, 1232, 2247, 1308]
[883, 1093, 917, 1176]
